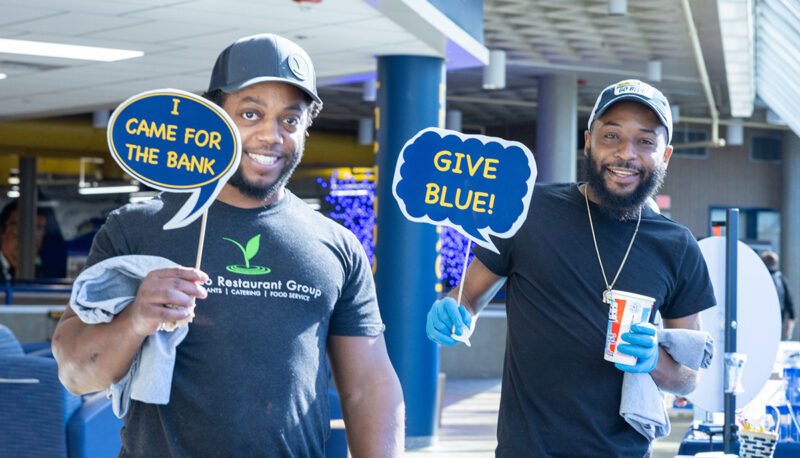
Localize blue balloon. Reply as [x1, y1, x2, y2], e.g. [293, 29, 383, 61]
[392, 128, 536, 253]
[107, 89, 241, 229]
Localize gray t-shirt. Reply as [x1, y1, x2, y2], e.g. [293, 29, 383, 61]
[87, 190, 384, 457]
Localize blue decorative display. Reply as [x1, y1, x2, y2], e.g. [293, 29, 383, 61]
[318, 170, 474, 288]
[440, 227, 474, 288]
[320, 171, 375, 266]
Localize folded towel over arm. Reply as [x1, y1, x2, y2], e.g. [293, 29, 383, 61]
[620, 328, 714, 441]
[69, 255, 186, 418]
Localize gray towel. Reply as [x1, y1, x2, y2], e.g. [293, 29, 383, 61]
[69, 255, 186, 418]
[620, 328, 714, 441]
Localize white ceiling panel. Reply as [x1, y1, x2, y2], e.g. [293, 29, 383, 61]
[0, 5, 62, 25]
[0, 0, 737, 127]
[0, 0, 180, 15]
[86, 21, 233, 44]
[0, 73, 89, 98]
[9, 12, 149, 36]
[186, 0, 378, 24]
[122, 5, 311, 29]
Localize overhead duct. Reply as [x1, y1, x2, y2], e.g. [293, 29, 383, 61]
[678, 0, 726, 149]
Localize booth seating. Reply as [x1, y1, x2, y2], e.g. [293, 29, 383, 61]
[0, 324, 123, 458]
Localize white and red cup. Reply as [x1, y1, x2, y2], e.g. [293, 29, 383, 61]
[604, 290, 655, 365]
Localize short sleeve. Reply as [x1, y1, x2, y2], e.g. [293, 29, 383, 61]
[328, 233, 385, 337]
[472, 233, 514, 278]
[660, 234, 717, 319]
[85, 212, 132, 269]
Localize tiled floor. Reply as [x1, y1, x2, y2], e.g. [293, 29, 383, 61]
[405, 378, 693, 458]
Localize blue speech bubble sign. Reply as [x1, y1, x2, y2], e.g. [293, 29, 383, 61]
[107, 89, 241, 230]
[392, 127, 536, 253]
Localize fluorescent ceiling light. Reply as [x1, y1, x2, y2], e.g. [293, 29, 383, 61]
[0, 73, 6, 80]
[0, 38, 143, 62]
[78, 184, 140, 195]
[129, 191, 158, 203]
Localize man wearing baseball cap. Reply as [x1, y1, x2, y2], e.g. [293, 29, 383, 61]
[426, 79, 715, 455]
[54, 34, 404, 456]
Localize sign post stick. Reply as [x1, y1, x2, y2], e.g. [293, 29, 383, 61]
[456, 240, 472, 307]
[195, 210, 208, 269]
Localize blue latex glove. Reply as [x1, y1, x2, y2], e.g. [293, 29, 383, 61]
[615, 322, 659, 373]
[426, 297, 473, 346]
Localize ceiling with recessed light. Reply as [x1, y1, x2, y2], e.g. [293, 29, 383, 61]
[0, 0, 787, 134]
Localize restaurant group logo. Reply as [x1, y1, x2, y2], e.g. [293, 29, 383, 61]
[222, 234, 270, 275]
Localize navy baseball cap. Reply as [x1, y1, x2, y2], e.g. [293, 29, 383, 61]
[208, 33, 321, 104]
[588, 79, 672, 143]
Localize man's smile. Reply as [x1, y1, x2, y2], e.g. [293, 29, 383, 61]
[606, 166, 640, 184]
[245, 151, 281, 168]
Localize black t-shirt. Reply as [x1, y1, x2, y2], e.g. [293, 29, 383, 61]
[473, 183, 716, 457]
[87, 191, 384, 457]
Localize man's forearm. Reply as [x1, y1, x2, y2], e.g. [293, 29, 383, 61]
[52, 308, 145, 395]
[649, 346, 699, 395]
[447, 279, 504, 316]
[340, 375, 405, 457]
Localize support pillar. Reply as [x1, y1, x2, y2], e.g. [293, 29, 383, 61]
[17, 156, 37, 280]
[535, 74, 578, 183]
[374, 55, 445, 448]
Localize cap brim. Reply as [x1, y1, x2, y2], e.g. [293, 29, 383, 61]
[594, 94, 671, 141]
[220, 76, 322, 104]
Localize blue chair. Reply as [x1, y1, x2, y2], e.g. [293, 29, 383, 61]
[327, 387, 348, 458]
[0, 324, 347, 457]
[0, 324, 123, 458]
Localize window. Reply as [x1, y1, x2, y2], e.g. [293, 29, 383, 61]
[750, 135, 782, 163]
[672, 128, 708, 158]
[709, 206, 780, 254]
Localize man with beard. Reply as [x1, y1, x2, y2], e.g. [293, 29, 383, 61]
[426, 79, 715, 456]
[53, 34, 404, 457]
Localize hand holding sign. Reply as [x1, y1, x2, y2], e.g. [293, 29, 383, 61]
[394, 128, 536, 345]
[105, 88, 241, 332]
[107, 88, 241, 275]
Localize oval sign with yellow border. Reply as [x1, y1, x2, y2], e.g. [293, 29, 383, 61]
[107, 88, 241, 229]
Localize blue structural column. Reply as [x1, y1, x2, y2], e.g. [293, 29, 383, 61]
[374, 55, 445, 449]
[535, 74, 578, 182]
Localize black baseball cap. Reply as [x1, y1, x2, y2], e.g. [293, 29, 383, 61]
[588, 79, 672, 143]
[208, 33, 321, 104]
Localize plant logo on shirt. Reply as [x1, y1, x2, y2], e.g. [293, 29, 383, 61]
[222, 234, 270, 275]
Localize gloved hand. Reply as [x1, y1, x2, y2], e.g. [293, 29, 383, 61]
[615, 322, 659, 373]
[426, 297, 473, 346]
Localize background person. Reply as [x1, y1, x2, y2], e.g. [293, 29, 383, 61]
[0, 199, 47, 282]
[427, 80, 716, 456]
[762, 251, 795, 340]
[53, 34, 404, 457]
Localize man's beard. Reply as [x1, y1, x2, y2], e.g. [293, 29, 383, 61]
[228, 147, 304, 202]
[583, 147, 666, 220]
